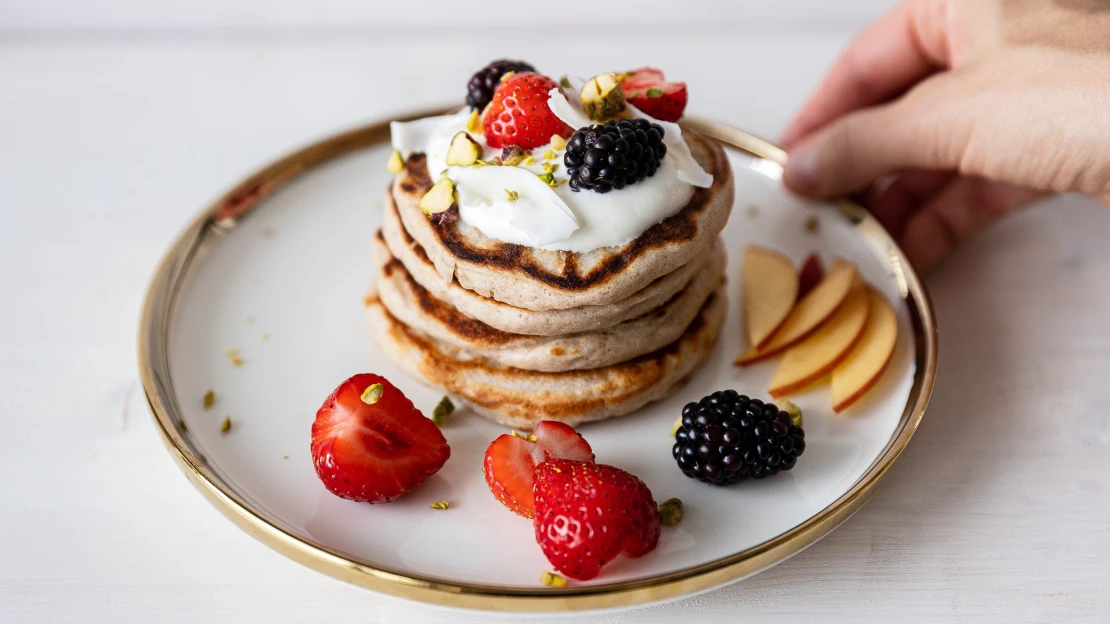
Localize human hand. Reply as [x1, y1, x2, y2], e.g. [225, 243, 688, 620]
[780, 0, 1110, 270]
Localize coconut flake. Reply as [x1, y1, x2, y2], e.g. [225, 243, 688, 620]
[624, 102, 713, 188]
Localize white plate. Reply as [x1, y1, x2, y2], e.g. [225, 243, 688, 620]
[140, 117, 936, 613]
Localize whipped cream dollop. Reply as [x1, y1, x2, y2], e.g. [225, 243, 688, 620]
[389, 84, 713, 253]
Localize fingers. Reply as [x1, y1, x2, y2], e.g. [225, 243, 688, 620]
[783, 93, 964, 198]
[866, 171, 953, 236]
[780, 0, 950, 148]
[899, 177, 1047, 270]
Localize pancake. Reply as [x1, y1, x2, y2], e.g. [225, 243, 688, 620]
[365, 287, 727, 428]
[390, 128, 734, 311]
[373, 231, 726, 372]
[380, 209, 713, 336]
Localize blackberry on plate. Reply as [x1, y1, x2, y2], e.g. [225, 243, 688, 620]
[466, 59, 537, 110]
[564, 118, 667, 193]
[672, 390, 806, 485]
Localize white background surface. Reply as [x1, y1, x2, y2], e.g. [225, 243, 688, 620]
[2, 1, 1109, 622]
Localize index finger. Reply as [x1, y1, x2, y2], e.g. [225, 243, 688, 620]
[780, 0, 949, 148]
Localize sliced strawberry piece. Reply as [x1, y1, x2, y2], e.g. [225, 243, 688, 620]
[533, 459, 660, 581]
[797, 253, 825, 300]
[483, 421, 594, 519]
[483, 73, 574, 149]
[617, 66, 688, 122]
[311, 374, 449, 503]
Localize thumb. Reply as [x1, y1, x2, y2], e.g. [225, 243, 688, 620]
[782, 94, 964, 198]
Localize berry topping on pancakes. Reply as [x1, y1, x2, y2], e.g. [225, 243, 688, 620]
[617, 67, 688, 122]
[466, 59, 537, 111]
[483, 73, 574, 150]
[565, 119, 666, 193]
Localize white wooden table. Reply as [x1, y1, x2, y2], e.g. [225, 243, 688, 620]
[2, 3, 1109, 622]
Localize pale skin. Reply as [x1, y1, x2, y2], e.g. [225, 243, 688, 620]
[780, 0, 1110, 270]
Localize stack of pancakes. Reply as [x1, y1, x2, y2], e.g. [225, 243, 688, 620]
[367, 129, 735, 428]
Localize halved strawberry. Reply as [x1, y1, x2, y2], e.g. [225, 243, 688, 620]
[483, 72, 574, 149]
[311, 374, 449, 503]
[617, 67, 688, 122]
[533, 459, 661, 580]
[483, 421, 594, 518]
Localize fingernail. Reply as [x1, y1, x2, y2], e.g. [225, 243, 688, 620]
[783, 144, 820, 196]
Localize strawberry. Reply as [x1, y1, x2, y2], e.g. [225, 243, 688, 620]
[617, 67, 688, 122]
[483, 421, 594, 519]
[798, 253, 825, 299]
[311, 374, 449, 503]
[483, 73, 574, 150]
[532, 459, 661, 580]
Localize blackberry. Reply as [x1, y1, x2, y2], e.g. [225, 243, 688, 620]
[465, 59, 537, 110]
[672, 390, 806, 485]
[564, 118, 666, 193]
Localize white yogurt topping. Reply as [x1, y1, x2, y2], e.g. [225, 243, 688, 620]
[452, 165, 579, 247]
[389, 82, 712, 253]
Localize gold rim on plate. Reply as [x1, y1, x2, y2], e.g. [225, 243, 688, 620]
[138, 111, 938, 612]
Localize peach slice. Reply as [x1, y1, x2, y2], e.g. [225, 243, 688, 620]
[736, 259, 858, 365]
[743, 247, 799, 350]
[831, 289, 898, 412]
[768, 285, 870, 398]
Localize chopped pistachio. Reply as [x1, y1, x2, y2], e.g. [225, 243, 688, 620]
[559, 75, 573, 89]
[779, 399, 803, 427]
[500, 145, 525, 167]
[472, 159, 490, 169]
[540, 571, 567, 587]
[804, 215, 820, 233]
[646, 86, 665, 98]
[224, 348, 243, 366]
[283, 455, 289, 460]
[430, 500, 450, 510]
[361, 383, 384, 405]
[431, 396, 455, 427]
[220, 416, 232, 434]
[387, 149, 405, 174]
[550, 135, 568, 151]
[504, 189, 520, 202]
[627, 91, 642, 99]
[669, 415, 682, 436]
[466, 109, 481, 134]
[537, 172, 558, 187]
[511, 430, 538, 442]
[659, 498, 684, 526]
[522, 155, 535, 166]
[542, 162, 559, 175]
[543, 149, 558, 161]
[446, 132, 482, 167]
[500, 71, 516, 83]
[581, 72, 627, 121]
[419, 178, 456, 217]
[203, 390, 215, 410]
